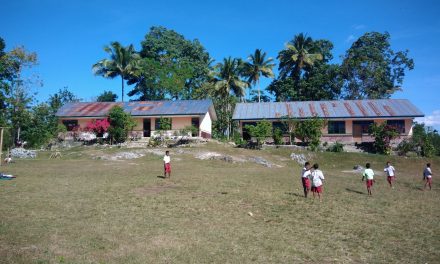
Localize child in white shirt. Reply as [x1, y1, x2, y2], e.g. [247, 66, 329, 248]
[423, 163, 433, 190]
[311, 163, 325, 201]
[163, 151, 171, 178]
[384, 161, 396, 189]
[362, 163, 375, 196]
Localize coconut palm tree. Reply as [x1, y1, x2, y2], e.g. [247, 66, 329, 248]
[278, 33, 323, 80]
[243, 49, 275, 103]
[210, 57, 249, 138]
[92, 42, 139, 102]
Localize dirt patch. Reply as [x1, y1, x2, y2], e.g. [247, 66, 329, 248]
[132, 184, 177, 196]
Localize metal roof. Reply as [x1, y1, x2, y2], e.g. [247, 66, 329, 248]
[232, 99, 424, 120]
[56, 99, 217, 120]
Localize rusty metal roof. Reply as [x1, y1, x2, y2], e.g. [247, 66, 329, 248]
[56, 99, 216, 120]
[232, 99, 424, 120]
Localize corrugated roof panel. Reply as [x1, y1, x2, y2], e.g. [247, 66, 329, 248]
[232, 99, 424, 120]
[56, 99, 215, 117]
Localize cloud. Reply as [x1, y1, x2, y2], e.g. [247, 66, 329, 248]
[345, 34, 356, 43]
[415, 110, 440, 127]
[352, 24, 366, 30]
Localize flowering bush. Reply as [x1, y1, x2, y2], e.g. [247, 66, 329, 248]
[85, 118, 110, 136]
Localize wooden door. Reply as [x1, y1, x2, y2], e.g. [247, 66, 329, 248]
[353, 124, 362, 143]
[143, 119, 151, 137]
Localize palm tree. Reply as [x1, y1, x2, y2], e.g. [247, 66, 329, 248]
[92, 42, 139, 102]
[278, 33, 323, 80]
[211, 57, 249, 100]
[210, 57, 249, 138]
[243, 49, 275, 103]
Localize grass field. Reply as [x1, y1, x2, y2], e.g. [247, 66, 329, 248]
[0, 143, 439, 263]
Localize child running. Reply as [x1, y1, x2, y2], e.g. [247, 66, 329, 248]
[163, 150, 171, 178]
[423, 163, 433, 190]
[362, 163, 375, 196]
[311, 163, 325, 201]
[384, 161, 396, 189]
[301, 162, 312, 198]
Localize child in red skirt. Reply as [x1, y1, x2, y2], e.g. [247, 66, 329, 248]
[301, 162, 312, 198]
[163, 150, 171, 178]
[362, 163, 375, 195]
[311, 163, 325, 201]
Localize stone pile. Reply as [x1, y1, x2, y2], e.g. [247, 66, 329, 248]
[11, 148, 37, 159]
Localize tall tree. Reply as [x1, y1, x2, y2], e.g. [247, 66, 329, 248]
[92, 42, 139, 102]
[242, 49, 275, 102]
[278, 33, 323, 80]
[129, 26, 211, 100]
[48, 87, 81, 112]
[96, 90, 118, 102]
[210, 57, 249, 138]
[341, 32, 414, 99]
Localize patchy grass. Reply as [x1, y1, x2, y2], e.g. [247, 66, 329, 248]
[0, 143, 439, 263]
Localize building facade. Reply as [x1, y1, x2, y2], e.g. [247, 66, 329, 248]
[56, 99, 217, 139]
[232, 99, 424, 144]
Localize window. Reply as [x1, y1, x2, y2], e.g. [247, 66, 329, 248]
[62, 120, 78, 131]
[272, 122, 287, 134]
[328, 121, 346, 134]
[387, 120, 405, 133]
[353, 120, 374, 134]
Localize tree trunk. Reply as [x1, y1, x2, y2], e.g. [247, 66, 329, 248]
[121, 76, 124, 102]
[257, 79, 261, 103]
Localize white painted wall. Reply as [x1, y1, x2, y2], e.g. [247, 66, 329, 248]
[200, 112, 212, 135]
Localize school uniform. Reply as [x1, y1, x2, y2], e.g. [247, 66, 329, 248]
[311, 169, 325, 193]
[384, 165, 395, 184]
[163, 155, 171, 173]
[301, 167, 311, 189]
[363, 168, 375, 187]
[424, 167, 432, 184]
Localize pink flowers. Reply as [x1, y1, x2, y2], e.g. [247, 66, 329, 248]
[85, 118, 110, 135]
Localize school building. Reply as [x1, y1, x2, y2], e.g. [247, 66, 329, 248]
[56, 99, 217, 139]
[232, 99, 424, 144]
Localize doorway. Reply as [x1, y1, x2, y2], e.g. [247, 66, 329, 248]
[143, 119, 151, 137]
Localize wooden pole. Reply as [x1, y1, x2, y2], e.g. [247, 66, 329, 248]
[0, 128, 3, 167]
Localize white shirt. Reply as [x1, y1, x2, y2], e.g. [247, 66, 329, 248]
[301, 167, 311, 178]
[363, 168, 375, 180]
[311, 170, 325, 187]
[163, 155, 170, 164]
[384, 165, 395, 176]
[424, 167, 432, 178]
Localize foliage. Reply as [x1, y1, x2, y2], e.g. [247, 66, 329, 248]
[96, 90, 118, 102]
[48, 87, 81, 112]
[295, 117, 325, 151]
[269, 35, 342, 101]
[92, 42, 140, 102]
[211, 95, 237, 139]
[369, 122, 400, 155]
[232, 131, 245, 147]
[244, 120, 272, 149]
[399, 123, 439, 157]
[20, 103, 58, 147]
[85, 118, 110, 136]
[157, 117, 172, 130]
[327, 142, 344, 152]
[107, 106, 136, 143]
[281, 115, 297, 145]
[126, 26, 211, 100]
[242, 49, 275, 102]
[341, 32, 414, 99]
[180, 125, 198, 137]
[272, 127, 283, 145]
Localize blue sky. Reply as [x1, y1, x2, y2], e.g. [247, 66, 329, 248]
[1, 0, 440, 129]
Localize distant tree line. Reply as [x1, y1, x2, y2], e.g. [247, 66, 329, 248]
[0, 26, 434, 153]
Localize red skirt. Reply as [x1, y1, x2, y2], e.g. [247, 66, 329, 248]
[387, 176, 395, 184]
[302, 178, 311, 189]
[164, 163, 171, 173]
[366, 179, 374, 188]
[311, 185, 322, 193]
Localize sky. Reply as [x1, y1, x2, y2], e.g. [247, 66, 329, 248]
[1, 0, 440, 129]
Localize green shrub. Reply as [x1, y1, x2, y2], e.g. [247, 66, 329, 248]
[273, 127, 283, 145]
[370, 122, 399, 155]
[244, 120, 272, 149]
[107, 106, 136, 143]
[327, 142, 344, 152]
[295, 116, 325, 151]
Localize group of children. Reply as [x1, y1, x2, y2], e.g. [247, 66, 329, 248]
[301, 162, 325, 201]
[301, 160, 434, 198]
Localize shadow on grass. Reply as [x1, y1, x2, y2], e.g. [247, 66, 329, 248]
[345, 188, 364, 195]
[156, 175, 166, 179]
[285, 192, 304, 198]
